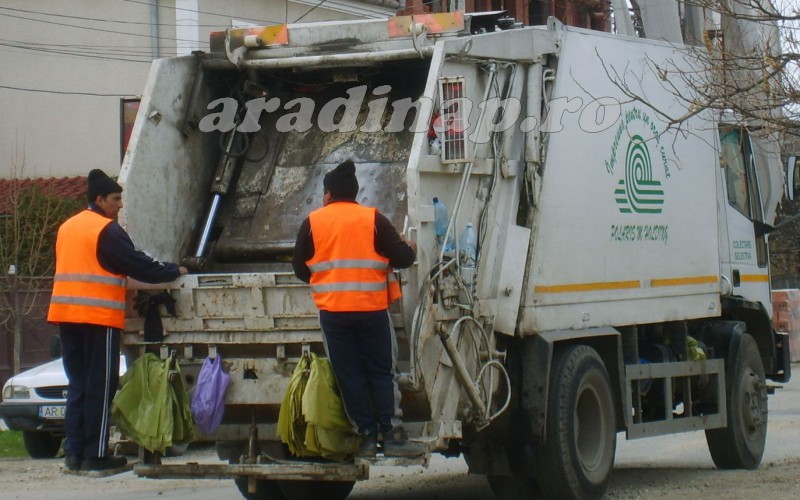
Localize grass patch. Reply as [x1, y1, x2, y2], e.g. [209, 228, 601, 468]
[0, 430, 27, 458]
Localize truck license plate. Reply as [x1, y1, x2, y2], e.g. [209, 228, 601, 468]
[39, 405, 66, 419]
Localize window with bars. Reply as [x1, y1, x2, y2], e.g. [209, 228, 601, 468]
[438, 77, 467, 163]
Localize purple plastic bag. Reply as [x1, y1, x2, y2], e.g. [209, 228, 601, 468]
[190, 355, 231, 435]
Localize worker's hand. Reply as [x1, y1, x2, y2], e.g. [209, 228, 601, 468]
[178, 266, 189, 275]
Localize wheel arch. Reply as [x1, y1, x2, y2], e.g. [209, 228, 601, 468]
[721, 296, 790, 382]
[520, 327, 625, 443]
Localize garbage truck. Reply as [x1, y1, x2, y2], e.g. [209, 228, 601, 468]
[118, 10, 791, 500]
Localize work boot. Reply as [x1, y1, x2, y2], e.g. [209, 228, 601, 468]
[382, 426, 426, 457]
[355, 431, 378, 458]
[64, 455, 82, 471]
[80, 455, 128, 471]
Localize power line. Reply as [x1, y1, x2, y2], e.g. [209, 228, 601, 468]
[294, 0, 332, 23]
[118, 0, 278, 25]
[0, 41, 152, 63]
[0, 84, 133, 97]
[0, 6, 234, 29]
[0, 11, 203, 45]
[0, 38, 177, 57]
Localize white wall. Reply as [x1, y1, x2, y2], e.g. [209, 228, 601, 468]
[0, 0, 371, 180]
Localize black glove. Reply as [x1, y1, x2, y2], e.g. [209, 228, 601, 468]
[135, 292, 177, 342]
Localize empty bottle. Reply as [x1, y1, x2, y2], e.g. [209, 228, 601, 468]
[433, 197, 455, 252]
[459, 222, 477, 268]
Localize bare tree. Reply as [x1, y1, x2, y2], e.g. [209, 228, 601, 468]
[601, 0, 793, 131]
[0, 143, 83, 373]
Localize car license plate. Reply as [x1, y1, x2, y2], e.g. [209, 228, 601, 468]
[39, 405, 66, 419]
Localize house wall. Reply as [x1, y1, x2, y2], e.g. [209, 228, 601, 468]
[0, 0, 373, 180]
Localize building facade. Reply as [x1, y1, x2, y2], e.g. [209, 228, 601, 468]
[0, 0, 396, 180]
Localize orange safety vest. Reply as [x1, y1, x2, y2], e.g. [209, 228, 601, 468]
[307, 203, 402, 311]
[48, 210, 128, 329]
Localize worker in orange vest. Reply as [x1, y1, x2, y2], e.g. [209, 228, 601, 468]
[292, 160, 424, 457]
[48, 169, 187, 472]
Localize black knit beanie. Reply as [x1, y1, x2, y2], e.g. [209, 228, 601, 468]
[323, 160, 359, 200]
[87, 169, 123, 203]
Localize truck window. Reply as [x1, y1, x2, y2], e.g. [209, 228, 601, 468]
[720, 128, 767, 267]
[721, 130, 750, 218]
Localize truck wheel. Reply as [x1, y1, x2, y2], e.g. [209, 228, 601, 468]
[278, 480, 355, 500]
[228, 449, 286, 500]
[486, 437, 541, 499]
[534, 345, 616, 500]
[233, 477, 286, 500]
[487, 475, 540, 500]
[22, 431, 62, 459]
[705, 333, 767, 470]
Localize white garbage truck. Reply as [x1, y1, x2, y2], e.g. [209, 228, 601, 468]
[118, 11, 791, 500]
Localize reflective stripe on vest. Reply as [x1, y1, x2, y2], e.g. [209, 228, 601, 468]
[307, 259, 389, 273]
[306, 203, 392, 312]
[54, 273, 127, 286]
[310, 281, 387, 293]
[50, 295, 127, 310]
[48, 210, 128, 329]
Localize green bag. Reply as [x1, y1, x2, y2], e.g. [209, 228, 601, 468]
[277, 353, 311, 457]
[112, 353, 194, 454]
[277, 353, 359, 460]
[302, 355, 360, 460]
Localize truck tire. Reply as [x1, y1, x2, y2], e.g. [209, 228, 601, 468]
[534, 345, 616, 500]
[487, 475, 540, 500]
[705, 333, 767, 470]
[278, 480, 355, 500]
[22, 431, 62, 459]
[233, 477, 286, 500]
[228, 450, 286, 500]
[486, 434, 541, 499]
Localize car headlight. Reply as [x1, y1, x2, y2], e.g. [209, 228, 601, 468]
[2, 384, 31, 400]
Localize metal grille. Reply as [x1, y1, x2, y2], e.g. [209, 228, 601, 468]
[35, 386, 68, 400]
[438, 77, 467, 163]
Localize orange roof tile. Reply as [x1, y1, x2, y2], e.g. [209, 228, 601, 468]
[0, 176, 87, 214]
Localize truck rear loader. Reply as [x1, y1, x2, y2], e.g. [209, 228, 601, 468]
[118, 11, 791, 500]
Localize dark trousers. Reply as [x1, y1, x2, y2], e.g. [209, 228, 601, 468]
[60, 323, 120, 459]
[319, 309, 394, 435]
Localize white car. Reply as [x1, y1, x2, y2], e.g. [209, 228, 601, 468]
[1, 357, 126, 458]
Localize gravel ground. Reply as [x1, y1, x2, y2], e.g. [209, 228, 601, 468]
[2, 366, 798, 500]
[1, 448, 799, 499]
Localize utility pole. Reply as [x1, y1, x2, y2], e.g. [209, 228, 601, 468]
[9, 264, 22, 375]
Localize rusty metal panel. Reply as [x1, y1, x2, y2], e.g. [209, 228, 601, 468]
[124, 273, 320, 336]
[212, 78, 418, 261]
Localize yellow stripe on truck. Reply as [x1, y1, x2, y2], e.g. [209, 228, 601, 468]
[535, 280, 640, 294]
[536, 275, 719, 294]
[740, 274, 769, 283]
[651, 275, 718, 287]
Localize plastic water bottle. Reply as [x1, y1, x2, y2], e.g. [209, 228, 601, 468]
[433, 197, 455, 252]
[459, 222, 477, 268]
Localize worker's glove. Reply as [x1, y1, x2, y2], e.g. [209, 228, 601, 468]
[134, 292, 151, 317]
[133, 291, 177, 342]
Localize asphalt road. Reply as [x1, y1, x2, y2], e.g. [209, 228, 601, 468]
[2, 366, 799, 499]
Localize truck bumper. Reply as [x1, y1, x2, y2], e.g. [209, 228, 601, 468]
[136, 461, 370, 481]
[134, 454, 430, 481]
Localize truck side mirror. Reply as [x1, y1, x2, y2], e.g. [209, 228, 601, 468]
[787, 156, 799, 201]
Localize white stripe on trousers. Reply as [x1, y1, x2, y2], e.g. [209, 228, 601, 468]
[98, 327, 112, 457]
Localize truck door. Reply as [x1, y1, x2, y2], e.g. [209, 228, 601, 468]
[719, 128, 771, 308]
